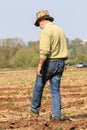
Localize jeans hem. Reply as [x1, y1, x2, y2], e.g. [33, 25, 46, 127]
[30, 106, 39, 114]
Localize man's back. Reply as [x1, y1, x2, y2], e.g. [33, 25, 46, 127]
[40, 23, 68, 59]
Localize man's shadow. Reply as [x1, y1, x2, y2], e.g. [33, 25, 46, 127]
[70, 113, 87, 119]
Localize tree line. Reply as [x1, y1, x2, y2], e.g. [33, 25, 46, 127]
[67, 38, 87, 65]
[0, 37, 87, 69]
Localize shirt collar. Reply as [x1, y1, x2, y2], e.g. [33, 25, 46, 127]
[45, 22, 53, 28]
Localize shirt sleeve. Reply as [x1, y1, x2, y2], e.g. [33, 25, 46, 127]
[40, 29, 51, 59]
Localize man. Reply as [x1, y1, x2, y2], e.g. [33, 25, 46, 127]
[30, 10, 68, 121]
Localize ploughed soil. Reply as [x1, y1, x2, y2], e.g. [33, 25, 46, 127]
[0, 68, 87, 130]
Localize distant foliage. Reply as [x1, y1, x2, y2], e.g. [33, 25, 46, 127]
[0, 38, 39, 68]
[15, 47, 39, 68]
[66, 38, 87, 64]
[0, 37, 87, 68]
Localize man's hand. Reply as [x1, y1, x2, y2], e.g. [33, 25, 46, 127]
[37, 58, 45, 76]
[38, 64, 42, 76]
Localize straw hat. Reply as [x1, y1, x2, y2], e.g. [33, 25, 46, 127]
[34, 10, 54, 26]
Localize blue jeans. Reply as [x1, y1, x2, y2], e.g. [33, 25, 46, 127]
[30, 59, 65, 119]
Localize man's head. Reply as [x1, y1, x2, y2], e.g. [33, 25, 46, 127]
[34, 10, 54, 27]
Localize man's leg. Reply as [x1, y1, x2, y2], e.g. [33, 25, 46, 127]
[30, 74, 46, 114]
[50, 60, 65, 119]
[50, 75, 61, 119]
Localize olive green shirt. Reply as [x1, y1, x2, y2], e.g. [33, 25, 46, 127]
[40, 23, 68, 60]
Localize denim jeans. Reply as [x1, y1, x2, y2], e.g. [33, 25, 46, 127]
[30, 59, 65, 119]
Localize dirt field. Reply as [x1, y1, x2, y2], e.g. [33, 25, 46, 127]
[0, 67, 87, 130]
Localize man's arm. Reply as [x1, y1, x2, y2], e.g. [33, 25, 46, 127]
[37, 58, 45, 76]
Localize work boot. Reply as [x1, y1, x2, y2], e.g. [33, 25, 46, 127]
[50, 115, 71, 121]
[29, 107, 39, 118]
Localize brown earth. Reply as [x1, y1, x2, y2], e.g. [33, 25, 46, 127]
[0, 68, 87, 130]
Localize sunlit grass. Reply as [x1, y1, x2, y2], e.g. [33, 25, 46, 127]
[0, 70, 36, 85]
[0, 67, 87, 87]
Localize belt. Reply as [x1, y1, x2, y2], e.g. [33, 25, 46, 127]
[47, 58, 67, 61]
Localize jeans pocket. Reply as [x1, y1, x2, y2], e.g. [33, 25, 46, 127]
[43, 67, 54, 80]
[43, 62, 55, 80]
[58, 61, 65, 74]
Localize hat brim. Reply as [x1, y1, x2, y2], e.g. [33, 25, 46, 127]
[34, 15, 54, 27]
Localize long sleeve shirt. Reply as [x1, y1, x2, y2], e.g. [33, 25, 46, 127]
[40, 23, 68, 60]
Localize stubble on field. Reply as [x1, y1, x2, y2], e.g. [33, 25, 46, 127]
[0, 67, 87, 130]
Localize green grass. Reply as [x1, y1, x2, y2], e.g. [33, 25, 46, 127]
[63, 111, 73, 116]
[56, 126, 63, 130]
[8, 101, 15, 106]
[27, 89, 33, 95]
